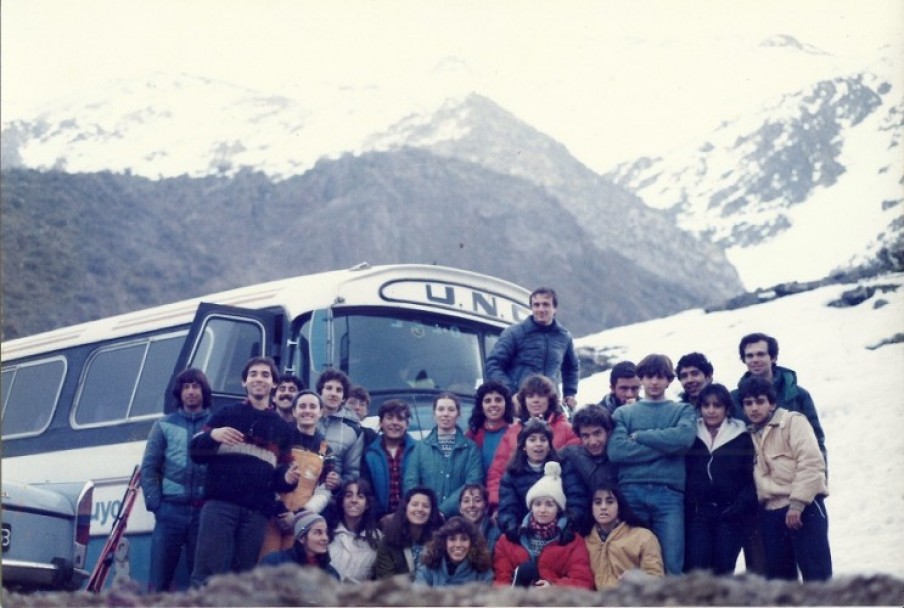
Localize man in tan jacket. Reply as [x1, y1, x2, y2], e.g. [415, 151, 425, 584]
[739, 376, 831, 582]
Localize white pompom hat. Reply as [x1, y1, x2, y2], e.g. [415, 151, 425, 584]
[525, 461, 566, 510]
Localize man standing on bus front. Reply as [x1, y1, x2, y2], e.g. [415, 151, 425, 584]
[485, 287, 580, 412]
[140, 368, 212, 592]
[189, 356, 300, 587]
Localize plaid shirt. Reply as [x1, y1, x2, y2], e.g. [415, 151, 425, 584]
[384, 440, 404, 514]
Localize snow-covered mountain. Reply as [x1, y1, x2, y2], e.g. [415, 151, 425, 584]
[2, 37, 901, 294]
[0, 72, 417, 179]
[575, 272, 904, 577]
[607, 47, 904, 290]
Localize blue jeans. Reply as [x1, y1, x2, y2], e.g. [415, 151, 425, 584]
[148, 501, 202, 592]
[190, 500, 268, 587]
[621, 483, 685, 575]
[759, 497, 832, 582]
[684, 502, 745, 575]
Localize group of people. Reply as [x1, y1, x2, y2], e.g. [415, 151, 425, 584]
[139, 287, 831, 594]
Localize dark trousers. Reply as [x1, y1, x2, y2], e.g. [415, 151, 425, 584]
[759, 497, 832, 582]
[148, 501, 202, 592]
[741, 511, 767, 575]
[190, 499, 268, 587]
[684, 503, 746, 575]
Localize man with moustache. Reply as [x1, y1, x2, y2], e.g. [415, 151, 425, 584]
[272, 374, 304, 424]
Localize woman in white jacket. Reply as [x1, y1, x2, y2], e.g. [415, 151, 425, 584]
[328, 478, 382, 582]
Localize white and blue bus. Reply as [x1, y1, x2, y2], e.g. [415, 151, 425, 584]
[1, 263, 531, 589]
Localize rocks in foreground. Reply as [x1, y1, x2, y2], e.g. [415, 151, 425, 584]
[3, 566, 903, 607]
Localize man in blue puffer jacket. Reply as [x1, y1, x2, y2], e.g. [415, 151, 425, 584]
[140, 368, 212, 592]
[485, 287, 580, 412]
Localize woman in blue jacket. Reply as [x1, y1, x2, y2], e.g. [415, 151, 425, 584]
[414, 516, 493, 586]
[403, 393, 484, 517]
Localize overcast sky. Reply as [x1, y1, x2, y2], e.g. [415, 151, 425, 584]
[2, 0, 901, 170]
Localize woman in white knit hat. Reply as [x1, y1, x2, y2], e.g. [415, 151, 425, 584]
[259, 509, 340, 579]
[492, 461, 594, 590]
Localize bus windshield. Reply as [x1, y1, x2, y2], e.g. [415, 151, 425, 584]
[299, 310, 492, 395]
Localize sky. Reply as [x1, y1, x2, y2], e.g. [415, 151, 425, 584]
[2, 0, 901, 172]
[575, 273, 904, 577]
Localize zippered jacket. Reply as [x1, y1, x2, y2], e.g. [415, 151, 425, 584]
[486, 316, 580, 397]
[141, 408, 210, 512]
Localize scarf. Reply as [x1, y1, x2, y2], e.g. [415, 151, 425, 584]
[528, 515, 559, 541]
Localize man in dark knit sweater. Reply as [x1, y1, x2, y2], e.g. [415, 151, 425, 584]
[189, 356, 300, 586]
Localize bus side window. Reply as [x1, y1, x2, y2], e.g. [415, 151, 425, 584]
[189, 317, 264, 396]
[1, 357, 66, 439]
[72, 332, 186, 427]
[74, 343, 145, 426]
[130, 334, 186, 417]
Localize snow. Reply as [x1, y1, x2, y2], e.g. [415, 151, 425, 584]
[575, 273, 904, 577]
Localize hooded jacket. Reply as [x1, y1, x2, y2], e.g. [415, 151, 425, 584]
[732, 365, 826, 461]
[318, 407, 365, 482]
[584, 522, 664, 590]
[403, 426, 484, 517]
[485, 316, 580, 397]
[748, 408, 828, 512]
[486, 414, 580, 506]
[684, 417, 757, 518]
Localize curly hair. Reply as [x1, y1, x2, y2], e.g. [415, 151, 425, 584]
[382, 487, 444, 549]
[316, 369, 351, 396]
[468, 381, 515, 434]
[515, 374, 563, 421]
[419, 516, 493, 573]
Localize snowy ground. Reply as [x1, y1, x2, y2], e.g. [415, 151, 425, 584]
[575, 272, 904, 578]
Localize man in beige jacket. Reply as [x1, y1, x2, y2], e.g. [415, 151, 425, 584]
[739, 376, 831, 582]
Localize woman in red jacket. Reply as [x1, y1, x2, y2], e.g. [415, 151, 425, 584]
[486, 374, 580, 508]
[492, 461, 593, 590]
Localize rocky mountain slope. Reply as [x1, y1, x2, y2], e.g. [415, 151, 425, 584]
[607, 49, 903, 289]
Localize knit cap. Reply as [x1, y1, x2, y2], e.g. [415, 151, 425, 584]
[524, 461, 566, 510]
[293, 509, 326, 539]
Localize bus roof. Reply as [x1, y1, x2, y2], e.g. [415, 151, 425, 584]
[2, 264, 531, 361]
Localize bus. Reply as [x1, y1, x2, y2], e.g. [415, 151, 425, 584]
[0, 263, 531, 589]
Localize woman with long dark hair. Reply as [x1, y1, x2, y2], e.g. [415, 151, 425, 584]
[328, 478, 382, 582]
[374, 486, 444, 580]
[584, 484, 663, 589]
